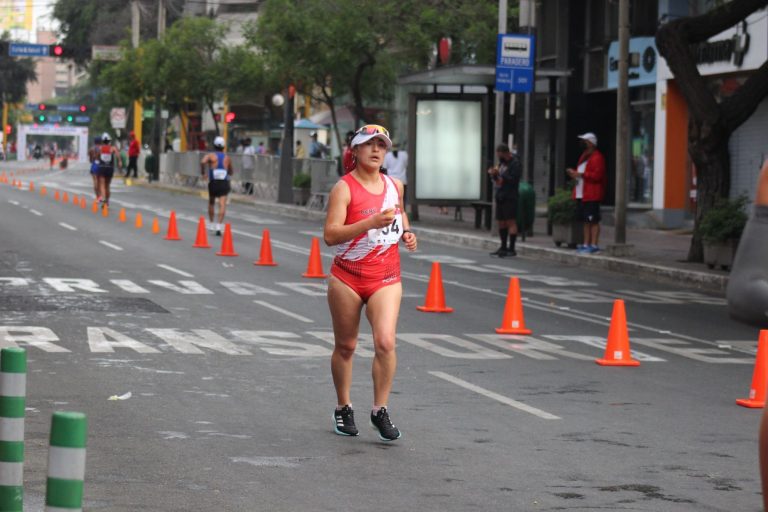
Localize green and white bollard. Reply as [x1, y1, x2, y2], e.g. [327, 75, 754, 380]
[45, 411, 87, 512]
[0, 347, 26, 511]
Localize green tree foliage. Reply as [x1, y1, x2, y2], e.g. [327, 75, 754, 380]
[97, 17, 264, 135]
[248, 0, 505, 153]
[0, 32, 36, 103]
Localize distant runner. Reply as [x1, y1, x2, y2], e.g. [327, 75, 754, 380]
[200, 136, 233, 236]
[96, 133, 122, 208]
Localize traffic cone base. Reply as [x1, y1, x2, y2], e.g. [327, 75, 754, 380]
[495, 277, 531, 333]
[736, 330, 768, 408]
[254, 229, 278, 266]
[417, 262, 453, 313]
[302, 238, 327, 278]
[192, 217, 211, 248]
[595, 299, 640, 367]
[216, 223, 238, 256]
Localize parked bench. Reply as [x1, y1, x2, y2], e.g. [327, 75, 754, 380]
[470, 201, 493, 230]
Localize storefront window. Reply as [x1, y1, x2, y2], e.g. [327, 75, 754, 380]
[629, 98, 655, 206]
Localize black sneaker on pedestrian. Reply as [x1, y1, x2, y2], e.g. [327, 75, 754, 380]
[490, 247, 507, 257]
[506, 250, 517, 257]
[332, 405, 359, 436]
[370, 407, 401, 441]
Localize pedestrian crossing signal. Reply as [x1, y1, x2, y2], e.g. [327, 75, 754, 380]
[38, 114, 46, 122]
[225, 112, 235, 123]
[66, 115, 73, 122]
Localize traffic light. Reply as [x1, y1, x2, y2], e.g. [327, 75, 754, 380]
[37, 114, 46, 122]
[79, 105, 87, 112]
[48, 44, 85, 59]
[38, 104, 48, 111]
[225, 112, 236, 123]
[4, 125, 11, 135]
[66, 115, 73, 122]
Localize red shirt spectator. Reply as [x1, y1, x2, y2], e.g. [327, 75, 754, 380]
[572, 148, 606, 202]
[128, 135, 140, 157]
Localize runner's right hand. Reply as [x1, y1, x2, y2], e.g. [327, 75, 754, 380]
[369, 208, 395, 229]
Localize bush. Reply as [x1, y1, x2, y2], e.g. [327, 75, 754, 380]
[292, 172, 311, 188]
[699, 195, 748, 243]
[547, 188, 577, 225]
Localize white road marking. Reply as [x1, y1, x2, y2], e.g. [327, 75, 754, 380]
[252, 301, 314, 323]
[99, 240, 123, 251]
[58, 222, 77, 231]
[30, 209, 43, 216]
[157, 264, 194, 277]
[7, 200, 19, 205]
[429, 371, 561, 420]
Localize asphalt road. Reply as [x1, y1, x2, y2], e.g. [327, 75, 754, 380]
[0, 161, 764, 511]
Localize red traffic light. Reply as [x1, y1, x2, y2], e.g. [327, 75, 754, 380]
[38, 104, 46, 111]
[52, 45, 64, 57]
[225, 112, 236, 123]
[4, 125, 11, 135]
[79, 105, 87, 112]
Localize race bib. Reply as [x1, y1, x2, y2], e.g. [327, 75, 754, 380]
[367, 210, 403, 245]
[212, 169, 228, 180]
[100, 152, 112, 163]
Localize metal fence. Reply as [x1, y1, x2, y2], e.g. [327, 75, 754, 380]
[159, 151, 339, 206]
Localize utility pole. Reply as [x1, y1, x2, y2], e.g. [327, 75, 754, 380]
[613, 0, 630, 251]
[493, 0, 507, 153]
[153, 0, 166, 182]
[131, 0, 142, 144]
[277, 88, 295, 204]
[519, 0, 535, 184]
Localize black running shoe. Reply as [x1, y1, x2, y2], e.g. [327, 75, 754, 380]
[489, 247, 506, 256]
[370, 407, 401, 441]
[333, 405, 359, 436]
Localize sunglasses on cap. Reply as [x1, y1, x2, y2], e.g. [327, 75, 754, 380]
[356, 124, 389, 137]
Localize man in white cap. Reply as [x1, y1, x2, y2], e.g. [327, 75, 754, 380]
[566, 132, 606, 253]
[200, 136, 233, 236]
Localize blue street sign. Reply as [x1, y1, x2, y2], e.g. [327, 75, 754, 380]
[75, 116, 90, 123]
[47, 115, 62, 123]
[9, 43, 49, 57]
[495, 34, 535, 93]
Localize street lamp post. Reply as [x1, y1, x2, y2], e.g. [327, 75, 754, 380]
[277, 87, 295, 204]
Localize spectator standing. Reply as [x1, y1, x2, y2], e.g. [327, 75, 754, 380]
[126, 131, 140, 178]
[242, 138, 256, 195]
[566, 132, 607, 253]
[383, 142, 409, 206]
[309, 131, 327, 158]
[295, 140, 306, 159]
[257, 141, 266, 155]
[342, 130, 356, 174]
[487, 144, 522, 257]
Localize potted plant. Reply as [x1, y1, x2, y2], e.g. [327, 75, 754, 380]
[699, 195, 748, 270]
[292, 172, 311, 205]
[548, 188, 583, 248]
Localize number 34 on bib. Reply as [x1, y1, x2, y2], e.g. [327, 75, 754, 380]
[368, 212, 403, 245]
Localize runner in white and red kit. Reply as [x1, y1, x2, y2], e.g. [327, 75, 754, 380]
[323, 124, 417, 441]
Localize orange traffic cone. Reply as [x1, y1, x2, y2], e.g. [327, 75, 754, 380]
[71, 194, 78, 205]
[29, 182, 34, 192]
[135, 213, 143, 229]
[216, 223, 238, 256]
[192, 216, 211, 248]
[92, 199, 99, 213]
[302, 237, 327, 278]
[417, 262, 454, 313]
[102, 204, 109, 217]
[40, 186, 47, 196]
[254, 229, 278, 266]
[54, 190, 60, 201]
[495, 277, 532, 334]
[79, 196, 86, 209]
[118, 208, 127, 223]
[164, 211, 182, 240]
[151, 217, 160, 234]
[596, 299, 640, 367]
[736, 330, 768, 408]
[62, 191, 69, 203]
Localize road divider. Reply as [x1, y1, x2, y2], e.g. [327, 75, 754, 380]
[45, 411, 88, 512]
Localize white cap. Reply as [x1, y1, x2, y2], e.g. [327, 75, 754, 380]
[213, 136, 225, 148]
[577, 132, 598, 146]
[350, 125, 392, 150]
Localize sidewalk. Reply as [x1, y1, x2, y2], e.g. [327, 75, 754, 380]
[136, 178, 729, 294]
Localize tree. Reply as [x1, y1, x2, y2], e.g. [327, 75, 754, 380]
[248, 0, 505, 154]
[656, 0, 768, 262]
[0, 32, 37, 104]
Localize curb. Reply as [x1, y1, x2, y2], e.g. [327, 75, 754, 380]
[139, 181, 728, 294]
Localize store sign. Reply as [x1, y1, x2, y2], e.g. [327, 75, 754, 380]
[658, 8, 768, 80]
[607, 37, 657, 89]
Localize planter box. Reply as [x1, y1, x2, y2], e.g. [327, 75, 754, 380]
[703, 239, 738, 271]
[293, 187, 310, 206]
[552, 222, 584, 248]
